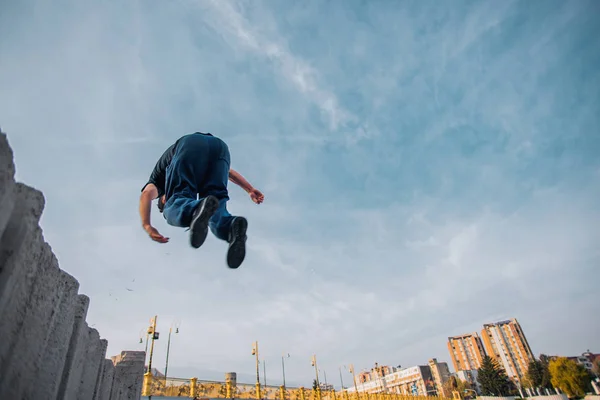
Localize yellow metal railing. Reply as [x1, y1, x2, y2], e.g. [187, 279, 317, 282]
[142, 373, 452, 400]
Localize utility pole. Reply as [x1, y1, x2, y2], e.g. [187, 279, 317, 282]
[339, 367, 345, 390]
[164, 325, 179, 381]
[264, 359, 267, 394]
[164, 327, 172, 380]
[349, 364, 359, 399]
[311, 355, 321, 400]
[282, 354, 290, 389]
[147, 316, 159, 374]
[252, 341, 261, 400]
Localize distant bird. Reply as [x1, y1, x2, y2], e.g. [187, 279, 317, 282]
[126, 288, 134, 292]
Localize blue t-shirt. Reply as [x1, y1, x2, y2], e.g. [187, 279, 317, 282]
[141, 132, 213, 197]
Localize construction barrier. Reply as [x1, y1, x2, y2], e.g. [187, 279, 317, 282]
[142, 373, 451, 400]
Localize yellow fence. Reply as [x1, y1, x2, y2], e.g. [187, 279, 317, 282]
[142, 373, 452, 400]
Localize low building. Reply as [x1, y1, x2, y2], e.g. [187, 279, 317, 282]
[456, 369, 481, 394]
[568, 350, 599, 374]
[428, 359, 452, 397]
[346, 365, 437, 396]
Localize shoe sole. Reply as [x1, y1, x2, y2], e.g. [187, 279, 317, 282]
[190, 195, 219, 249]
[227, 217, 248, 269]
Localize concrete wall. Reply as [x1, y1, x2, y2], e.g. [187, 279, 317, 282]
[0, 130, 145, 399]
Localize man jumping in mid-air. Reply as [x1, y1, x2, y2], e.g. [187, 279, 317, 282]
[139, 131, 264, 269]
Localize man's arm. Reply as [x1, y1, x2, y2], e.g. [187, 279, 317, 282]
[139, 183, 169, 243]
[229, 168, 264, 204]
[139, 183, 158, 229]
[228, 168, 253, 193]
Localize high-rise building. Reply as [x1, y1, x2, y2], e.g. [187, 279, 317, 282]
[480, 318, 535, 381]
[428, 358, 452, 397]
[447, 332, 487, 372]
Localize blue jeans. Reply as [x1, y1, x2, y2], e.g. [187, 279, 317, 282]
[162, 134, 235, 241]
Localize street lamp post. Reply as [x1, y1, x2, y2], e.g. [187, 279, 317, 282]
[147, 316, 159, 374]
[252, 341, 261, 400]
[264, 359, 267, 393]
[311, 355, 321, 400]
[339, 367, 345, 390]
[348, 364, 359, 399]
[282, 353, 290, 389]
[164, 324, 179, 382]
[311, 355, 320, 386]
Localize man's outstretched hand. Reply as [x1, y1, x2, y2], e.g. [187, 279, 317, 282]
[144, 224, 169, 243]
[249, 188, 264, 204]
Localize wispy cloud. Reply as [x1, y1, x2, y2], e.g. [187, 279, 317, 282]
[201, 0, 357, 134]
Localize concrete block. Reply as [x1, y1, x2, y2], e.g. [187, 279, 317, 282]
[0, 225, 45, 358]
[0, 182, 44, 270]
[0, 225, 47, 396]
[76, 328, 105, 400]
[0, 131, 16, 239]
[92, 339, 109, 400]
[30, 270, 80, 399]
[0, 184, 45, 317]
[0, 244, 73, 400]
[97, 359, 115, 400]
[111, 351, 145, 400]
[56, 294, 90, 400]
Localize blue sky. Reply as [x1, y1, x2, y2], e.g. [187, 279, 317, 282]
[1, 0, 599, 387]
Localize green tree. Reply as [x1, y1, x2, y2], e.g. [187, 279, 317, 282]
[526, 358, 553, 393]
[527, 360, 545, 388]
[312, 379, 318, 390]
[443, 375, 473, 397]
[548, 357, 590, 398]
[539, 354, 554, 391]
[477, 356, 512, 396]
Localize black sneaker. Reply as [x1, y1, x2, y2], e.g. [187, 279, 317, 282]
[227, 217, 248, 269]
[189, 195, 219, 248]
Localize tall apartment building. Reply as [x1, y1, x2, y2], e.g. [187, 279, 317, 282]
[480, 318, 535, 381]
[447, 332, 487, 372]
